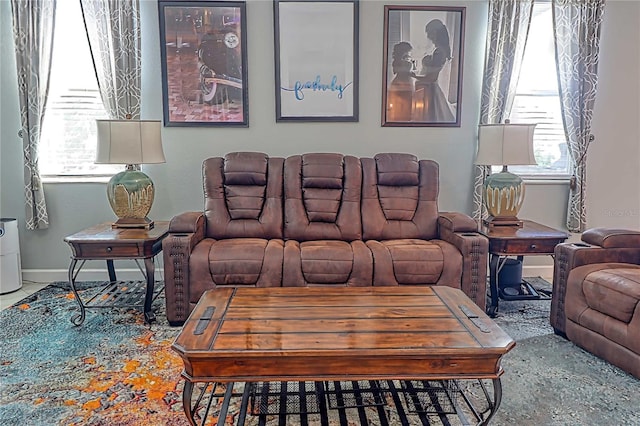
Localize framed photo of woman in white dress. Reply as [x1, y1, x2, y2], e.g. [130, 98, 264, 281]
[381, 5, 465, 127]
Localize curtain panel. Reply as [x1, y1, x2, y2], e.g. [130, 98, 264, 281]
[472, 0, 533, 223]
[11, 0, 57, 230]
[552, 0, 605, 232]
[80, 0, 142, 120]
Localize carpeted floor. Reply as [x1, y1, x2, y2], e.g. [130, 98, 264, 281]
[0, 280, 638, 425]
[490, 278, 639, 425]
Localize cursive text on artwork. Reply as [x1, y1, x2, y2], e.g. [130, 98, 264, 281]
[282, 75, 352, 101]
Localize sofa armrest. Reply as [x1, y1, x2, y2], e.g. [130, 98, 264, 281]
[438, 212, 479, 233]
[168, 211, 206, 234]
[438, 213, 488, 309]
[550, 240, 640, 336]
[163, 212, 206, 326]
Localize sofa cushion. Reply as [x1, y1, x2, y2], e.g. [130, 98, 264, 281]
[203, 153, 284, 239]
[366, 239, 462, 287]
[223, 152, 268, 186]
[284, 154, 362, 241]
[189, 238, 284, 304]
[361, 154, 439, 240]
[375, 153, 420, 186]
[283, 240, 372, 286]
[374, 239, 443, 284]
[581, 267, 640, 323]
[301, 241, 356, 283]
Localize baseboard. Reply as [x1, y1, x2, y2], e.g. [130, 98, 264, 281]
[23, 268, 165, 284]
[22, 265, 555, 284]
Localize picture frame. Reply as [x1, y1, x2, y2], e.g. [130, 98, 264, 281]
[274, 0, 359, 122]
[158, 1, 249, 127]
[382, 5, 465, 127]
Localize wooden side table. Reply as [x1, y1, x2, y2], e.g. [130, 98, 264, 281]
[64, 221, 169, 325]
[480, 220, 569, 317]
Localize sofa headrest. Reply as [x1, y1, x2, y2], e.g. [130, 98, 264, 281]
[224, 152, 268, 185]
[301, 153, 344, 189]
[374, 153, 419, 186]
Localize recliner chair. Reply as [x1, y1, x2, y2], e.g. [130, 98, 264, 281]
[551, 228, 640, 378]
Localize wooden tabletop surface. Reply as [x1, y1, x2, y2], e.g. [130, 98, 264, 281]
[480, 220, 569, 240]
[172, 286, 515, 383]
[63, 221, 170, 259]
[64, 221, 170, 243]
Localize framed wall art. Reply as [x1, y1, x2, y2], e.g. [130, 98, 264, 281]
[158, 1, 249, 126]
[274, 0, 359, 122]
[382, 5, 465, 127]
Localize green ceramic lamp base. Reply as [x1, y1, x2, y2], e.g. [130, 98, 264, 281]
[482, 166, 525, 227]
[107, 165, 155, 229]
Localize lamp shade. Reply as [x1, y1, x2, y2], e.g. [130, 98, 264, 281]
[475, 123, 536, 166]
[95, 119, 164, 230]
[95, 120, 165, 165]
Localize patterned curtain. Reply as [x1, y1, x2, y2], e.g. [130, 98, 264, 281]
[472, 0, 533, 222]
[552, 0, 605, 232]
[11, 0, 56, 230]
[80, 0, 141, 119]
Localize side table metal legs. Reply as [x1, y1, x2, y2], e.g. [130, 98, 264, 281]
[143, 257, 157, 324]
[68, 258, 86, 326]
[487, 254, 500, 317]
[67, 257, 159, 326]
[487, 254, 524, 317]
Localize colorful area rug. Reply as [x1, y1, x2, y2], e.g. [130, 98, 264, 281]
[0, 282, 188, 426]
[1, 280, 639, 425]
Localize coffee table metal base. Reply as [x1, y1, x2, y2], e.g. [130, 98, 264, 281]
[181, 379, 502, 426]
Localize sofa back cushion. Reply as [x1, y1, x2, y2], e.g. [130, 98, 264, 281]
[361, 153, 439, 240]
[284, 153, 362, 241]
[203, 152, 284, 239]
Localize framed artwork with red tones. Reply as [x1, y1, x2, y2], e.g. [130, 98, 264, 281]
[158, 1, 249, 126]
[382, 5, 465, 127]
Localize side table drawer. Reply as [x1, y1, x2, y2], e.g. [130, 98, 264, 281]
[490, 239, 564, 255]
[75, 243, 143, 258]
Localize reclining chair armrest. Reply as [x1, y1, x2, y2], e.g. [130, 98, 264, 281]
[163, 212, 206, 326]
[438, 213, 489, 309]
[581, 227, 640, 248]
[550, 241, 640, 336]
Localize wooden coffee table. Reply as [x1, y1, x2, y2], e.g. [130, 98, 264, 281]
[172, 286, 515, 425]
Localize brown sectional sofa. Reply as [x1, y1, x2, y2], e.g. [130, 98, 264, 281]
[551, 228, 640, 378]
[163, 152, 488, 325]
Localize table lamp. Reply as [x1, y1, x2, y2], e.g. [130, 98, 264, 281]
[475, 122, 536, 228]
[95, 119, 165, 229]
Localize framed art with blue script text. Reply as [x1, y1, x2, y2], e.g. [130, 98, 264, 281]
[382, 5, 465, 127]
[274, 0, 359, 122]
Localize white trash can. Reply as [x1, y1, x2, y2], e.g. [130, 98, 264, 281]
[0, 218, 23, 294]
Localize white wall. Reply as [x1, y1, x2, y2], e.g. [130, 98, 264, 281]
[1, 0, 638, 279]
[587, 1, 640, 230]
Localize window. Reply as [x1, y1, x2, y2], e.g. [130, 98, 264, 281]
[507, 2, 569, 178]
[39, 1, 119, 179]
